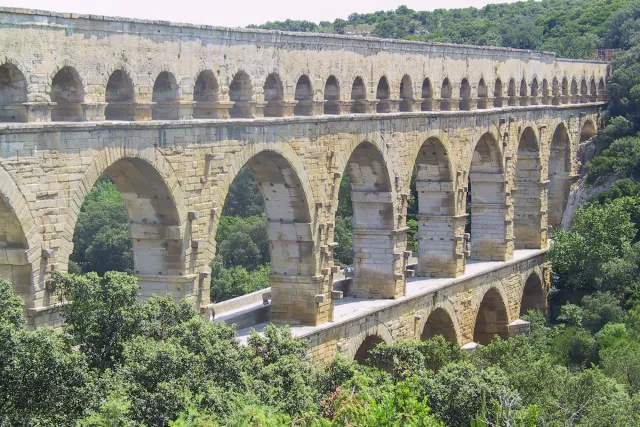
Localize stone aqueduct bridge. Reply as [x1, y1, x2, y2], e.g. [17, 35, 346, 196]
[0, 9, 607, 358]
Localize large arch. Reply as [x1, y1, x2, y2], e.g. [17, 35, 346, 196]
[336, 140, 403, 299]
[473, 287, 509, 345]
[323, 75, 341, 115]
[51, 66, 85, 122]
[105, 69, 135, 121]
[548, 123, 571, 228]
[411, 137, 462, 277]
[467, 133, 510, 261]
[152, 71, 180, 120]
[0, 63, 27, 122]
[520, 271, 546, 316]
[514, 127, 545, 249]
[421, 307, 458, 344]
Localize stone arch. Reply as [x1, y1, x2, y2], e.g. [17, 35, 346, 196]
[561, 77, 569, 103]
[348, 322, 393, 363]
[494, 78, 503, 107]
[323, 75, 340, 115]
[51, 66, 85, 121]
[552, 77, 560, 105]
[152, 71, 180, 120]
[229, 70, 253, 118]
[570, 78, 579, 102]
[105, 69, 135, 121]
[293, 74, 313, 116]
[350, 76, 368, 113]
[440, 78, 452, 111]
[598, 78, 605, 98]
[335, 140, 403, 298]
[399, 74, 414, 112]
[542, 78, 550, 104]
[589, 78, 597, 102]
[473, 286, 510, 345]
[467, 132, 509, 261]
[0, 63, 27, 122]
[0, 166, 40, 307]
[421, 306, 459, 345]
[193, 70, 220, 119]
[519, 77, 528, 106]
[531, 77, 539, 105]
[580, 78, 588, 102]
[514, 127, 544, 249]
[520, 271, 546, 316]
[376, 75, 391, 113]
[507, 78, 517, 106]
[548, 123, 571, 228]
[263, 72, 285, 117]
[459, 78, 471, 111]
[477, 78, 488, 109]
[421, 78, 433, 111]
[411, 137, 461, 277]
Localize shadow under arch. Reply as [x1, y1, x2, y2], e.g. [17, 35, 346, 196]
[514, 126, 544, 249]
[520, 270, 546, 316]
[421, 306, 460, 345]
[473, 285, 510, 345]
[548, 123, 571, 228]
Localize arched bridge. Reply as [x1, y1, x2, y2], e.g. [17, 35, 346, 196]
[0, 9, 605, 357]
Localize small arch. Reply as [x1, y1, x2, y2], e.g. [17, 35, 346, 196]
[580, 78, 588, 102]
[399, 74, 414, 112]
[152, 71, 180, 120]
[552, 77, 560, 105]
[323, 75, 340, 115]
[376, 76, 391, 113]
[548, 123, 571, 228]
[0, 63, 27, 122]
[473, 287, 509, 345]
[51, 66, 85, 122]
[354, 335, 385, 364]
[590, 78, 597, 102]
[459, 78, 471, 111]
[519, 78, 528, 105]
[440, 78, 452, 111]
[570, 78, 579, 102]
[507, 78, 517, 106]
[293, 75, 313, 116]
[263, 73, 285, 118]
[580, 119, 597, 143]
[542, 79, 550, 104]
[229, 70, 253, 118]
[598, 78, 605, 99]
[561, 77, 569, 104]
[530, 78, 539, 105]
[193, 70, 220, 119]
[520, 272, 546, 316]
[493, 78, 503, 107]
[105, 69, 135, 121]
[421, 307, 457, 344]
[350, 77, 368, 114]
[477, 78, 488, 109]
[421, 78, 433, 111]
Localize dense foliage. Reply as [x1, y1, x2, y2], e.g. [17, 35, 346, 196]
[250, 0, 631, 58]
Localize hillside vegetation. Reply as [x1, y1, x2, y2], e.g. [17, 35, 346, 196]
[249, 0, 632, 58]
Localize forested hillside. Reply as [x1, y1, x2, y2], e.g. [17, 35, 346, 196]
[250, 0, 634, 58]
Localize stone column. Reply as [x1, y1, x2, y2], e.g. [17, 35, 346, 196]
[81, 102, 107, 121]
[514, 179, 548, 249]
[416, 214, 466, 277]
[468, 172, 513, 261]
[24, 102, 54, 122]
[508, 319, 531, 337]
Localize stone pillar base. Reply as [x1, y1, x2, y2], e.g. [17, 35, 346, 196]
[82, 102, 107, 121]
[264, 100, 297, 117]
[351, 99, 377, 114]
[270, 274, 333, 326]
[416, 214, 466, 277]
[508, 319, 531, 337]
[152, 101, 195, 120]
[508, 96, 518, 106]
[378, 99, 401, 113]
[136, 273, 199, 302]
[25, 102, 54, 122]
[519, 96, 529, 106]
[293, 100, 315, 116]
[193, 101, 234, 119]
[0, 103, 28, 122]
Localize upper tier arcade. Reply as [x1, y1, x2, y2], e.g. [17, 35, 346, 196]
[0, 7, 608, 122]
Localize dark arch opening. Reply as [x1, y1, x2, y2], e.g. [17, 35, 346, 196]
[294, 75, 313, 116]
[350, 77, 368, 114]
[0, 63, 27, 122]
[263, 73, 285, 117]
[493, 78, 503, 107]
[514, 128, 543, 249]
[105, 69, 135, 121]
[421, 78, 433, 111]
[421, 308, 457, 344]
[570, 78, 579, 103]
[193, 70, 220, 119]
[590, 79, 597, 102]
[51, 66, 85, 122]
[531, 78, 539, 105]
[477, 78, 488, 109]
[507, 78, 516, 106]
[152, 71, 180, 120]
[542, 79, 550, 104]
[548, 124, 571, 228]
[520, 273, 546, 316]
[324, 75, 340, 115]
[561, 77, 569, 104]
[519, 78, 528, 105]
[399, 75, 413, 112]
[580, 78, 588, 102]
[598, 78, 605, 99]
[581, 120, 597, 143]
[354, 335, 385, 364]
[440, 78, 452, 111]
[460, 78, 471, 111]
[229, 71, 253, 118]
[0, 192, 31, 302]
[376, 76, 391, 113]
[552, 77, 560, 105]
[474, 288, 509, 345]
